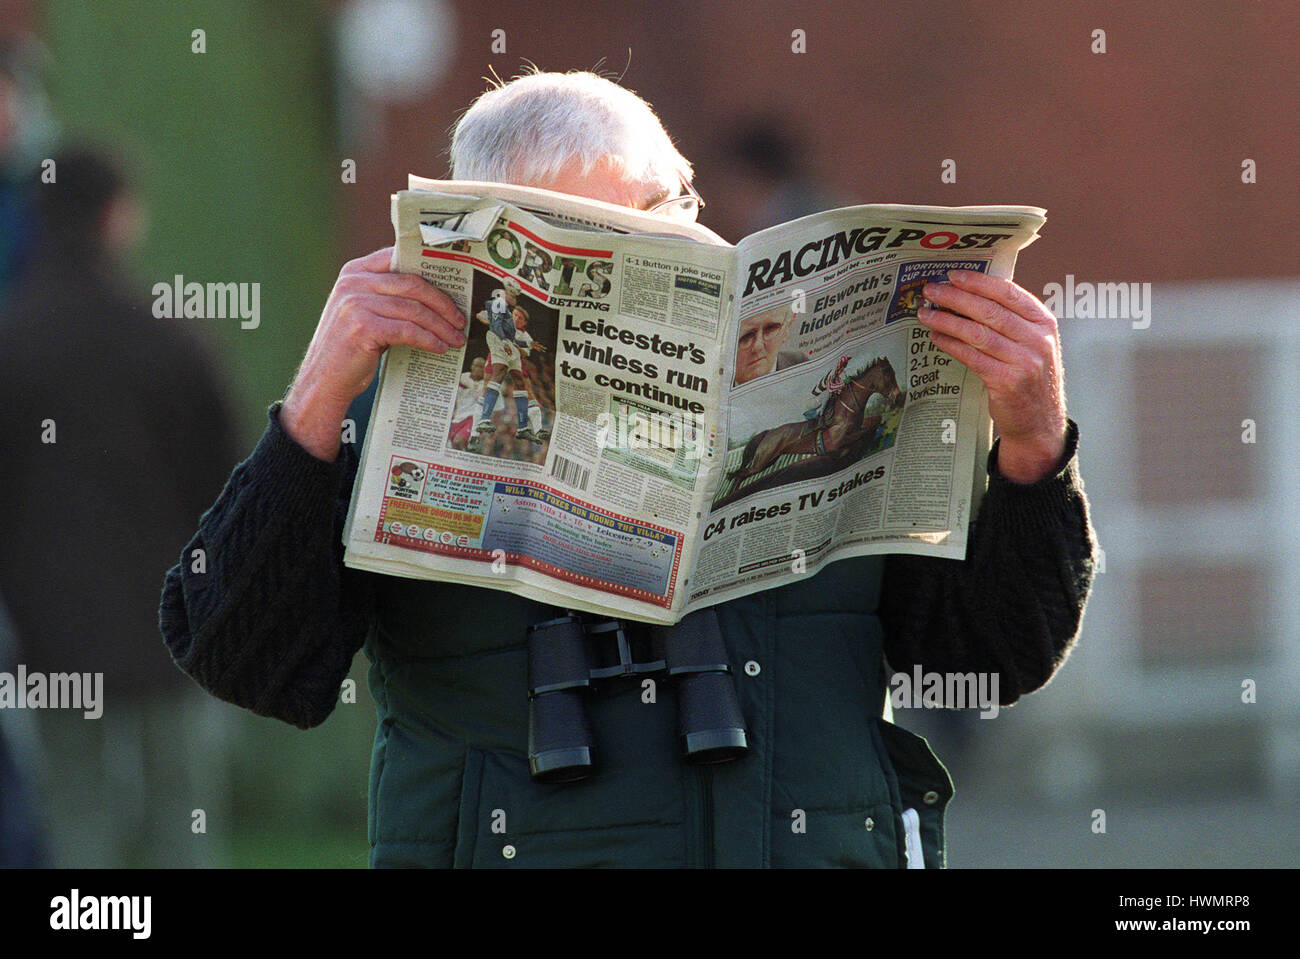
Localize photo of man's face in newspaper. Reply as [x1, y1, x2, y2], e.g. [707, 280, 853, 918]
[712, 347, 906, 511]
[732, 302, 807, 386]
[451, 271, 558, 464]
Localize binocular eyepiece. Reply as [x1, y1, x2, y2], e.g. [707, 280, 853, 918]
[526, 608, 749, 783]
[658, 614, 751, 764]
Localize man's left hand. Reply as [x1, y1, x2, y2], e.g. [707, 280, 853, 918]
[917, 270, 1067, 484]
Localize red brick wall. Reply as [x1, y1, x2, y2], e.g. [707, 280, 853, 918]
[348, 0, 1300, 295]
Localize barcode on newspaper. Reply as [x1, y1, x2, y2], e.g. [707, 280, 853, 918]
[550, 454, 591, 492]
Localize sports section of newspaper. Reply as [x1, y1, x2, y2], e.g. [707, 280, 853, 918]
[343, 186, 732, 622]
[343, 184, 1045, 624]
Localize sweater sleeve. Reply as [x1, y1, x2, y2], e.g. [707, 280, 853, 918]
[158, 402, 377, 729]
[879, 419, 1098, 705]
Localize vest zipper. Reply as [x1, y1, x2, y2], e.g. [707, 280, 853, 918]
[694, 765, 714, 868]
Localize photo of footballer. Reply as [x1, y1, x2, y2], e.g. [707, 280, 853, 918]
[454, 272, 558, 464]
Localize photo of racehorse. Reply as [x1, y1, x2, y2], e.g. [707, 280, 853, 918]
[711, 355, 904, 511]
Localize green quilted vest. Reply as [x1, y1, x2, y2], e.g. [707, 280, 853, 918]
[363, 554, 953, 868]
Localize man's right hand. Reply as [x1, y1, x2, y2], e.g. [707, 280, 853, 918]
[280, 247, 467, 462]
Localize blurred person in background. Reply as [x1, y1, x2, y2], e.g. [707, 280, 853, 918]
[0, 146, 242, 866]
[161, 70, 1096, 868]
[0, 42, 35, 307]
[721, 118, 846, 237]
[0, 34, 52, 869]
[0, 48, 33, 307]
[0, 35, 57, 309]
[0, 595, 47, 867]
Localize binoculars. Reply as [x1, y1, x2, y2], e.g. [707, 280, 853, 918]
[525, 608, 749, 783]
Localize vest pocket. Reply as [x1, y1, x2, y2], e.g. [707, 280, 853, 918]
[455, 745, 688, 868]
[768, 801, 901, 868]
[873, 718, 954, 869]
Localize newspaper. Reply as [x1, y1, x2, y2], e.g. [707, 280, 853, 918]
[341, 177, 1046, 624]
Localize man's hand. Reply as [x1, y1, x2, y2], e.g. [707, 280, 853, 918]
[281, 247, 467, 461]
[917, 270, 1067, 484]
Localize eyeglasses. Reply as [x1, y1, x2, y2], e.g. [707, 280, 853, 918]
[645, 175, 705, 221]
[737, 318, 790, 349]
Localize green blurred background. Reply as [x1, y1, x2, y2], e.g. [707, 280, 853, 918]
[43, 0, 339, 440]
[22, 0, 369, 867]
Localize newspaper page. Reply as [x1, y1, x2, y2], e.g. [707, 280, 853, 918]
[682, 205, 1046, 610]
[342, 183, 1045, 624]
[343, 187, 734, 624]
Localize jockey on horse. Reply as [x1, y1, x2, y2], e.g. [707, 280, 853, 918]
[728, 356, 899, 482]
[804, 353, 853, 424]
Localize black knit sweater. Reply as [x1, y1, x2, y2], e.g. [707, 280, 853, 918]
[159, 404, 1097, 729]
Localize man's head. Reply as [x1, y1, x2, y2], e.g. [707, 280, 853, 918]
[39, 146, 146, 260]
[512, 306, 529, 330]
[734, 303, 794, 385]
[450, 70, 697, 218]
[470, 356, 486, 379]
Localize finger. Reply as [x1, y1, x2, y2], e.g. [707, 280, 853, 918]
[343, 247, 396, 274]
[374, 316, 457, 355]
[355, 272, 467, 330]
[925, 329, 1007, 381]
[944, 270, 1056, 327]
[361, 294, 467, 345]
[918, 306, 1023, 365]
[922, 281, 1035, 345]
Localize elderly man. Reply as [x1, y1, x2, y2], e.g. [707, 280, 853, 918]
[160, 70, 1096, 868]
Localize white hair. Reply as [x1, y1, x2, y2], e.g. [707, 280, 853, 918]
[449, 70, 691, 192]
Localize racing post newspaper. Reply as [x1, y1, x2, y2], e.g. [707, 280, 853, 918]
[341, 177, 1046, 625]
